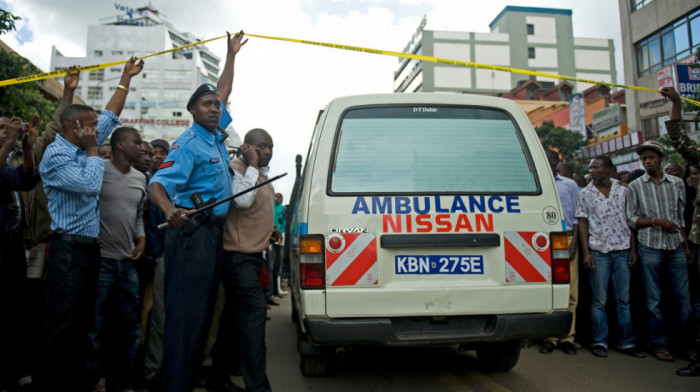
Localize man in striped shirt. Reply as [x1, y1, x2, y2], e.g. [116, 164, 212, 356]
[38, 57, 143, 391]
[625, 139, 695, 363]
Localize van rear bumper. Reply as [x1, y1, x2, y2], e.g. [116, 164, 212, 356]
[303, 311, 572, 347]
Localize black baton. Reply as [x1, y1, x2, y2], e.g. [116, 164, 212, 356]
[158, 173, 288, 230]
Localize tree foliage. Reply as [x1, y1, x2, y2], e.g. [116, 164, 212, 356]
[535, 120, 588, 161]
[0, 50, 55, 125]
[658, 134, 687, 166]
[0, 9, 21, 35]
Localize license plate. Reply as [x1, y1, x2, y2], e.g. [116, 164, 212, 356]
[395, 255, 484, 275]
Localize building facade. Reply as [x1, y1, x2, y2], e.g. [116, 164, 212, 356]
[618, 0, 699, 139]
[49, 5, 240, 145]
[394, 6, 616, 95]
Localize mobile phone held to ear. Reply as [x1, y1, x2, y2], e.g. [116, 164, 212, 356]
[74, 120, 83, 133]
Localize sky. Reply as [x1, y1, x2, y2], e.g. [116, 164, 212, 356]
[0, 0, 624, 199]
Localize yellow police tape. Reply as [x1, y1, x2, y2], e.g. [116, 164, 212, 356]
[2, 31, 700, 108]
[0, 34, 228, 87]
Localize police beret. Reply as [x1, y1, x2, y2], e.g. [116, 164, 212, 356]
[186, 83, 218, 110]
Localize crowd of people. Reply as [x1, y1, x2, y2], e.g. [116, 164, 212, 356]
[0, 31, 289, 392]
[543, 86, 700, 378]
[2, 28, 700, 392]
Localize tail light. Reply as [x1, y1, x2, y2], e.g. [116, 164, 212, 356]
[300, 235, 325, 289]
[550, 232, 570, 284]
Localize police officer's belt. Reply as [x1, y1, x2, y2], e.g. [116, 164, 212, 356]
[175, 205, 226, 226]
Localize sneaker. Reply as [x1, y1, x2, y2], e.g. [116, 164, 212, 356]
[591, 345, 608, 358]
[619, 347, 646, 358]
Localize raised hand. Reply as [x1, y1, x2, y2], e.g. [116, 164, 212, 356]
[123, 56, 145, 78]
[228, 30, 248, 55]
[64, 65, 81, 91]
[22, 115, 40, 150]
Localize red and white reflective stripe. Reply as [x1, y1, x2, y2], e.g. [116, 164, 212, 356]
[504, 231, 551, 283]
[325, 233, 378, 286]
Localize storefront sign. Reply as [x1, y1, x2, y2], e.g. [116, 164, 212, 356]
[658, 66, 674, 89]
[592, 104, 621, 131]
[639, 99, 672, 119]
[676, 64, 700, 100]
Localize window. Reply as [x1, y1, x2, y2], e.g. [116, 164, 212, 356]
[559, 86, 572, 102]
[642, 115, 671, 139]
[163, 89, 189, 102]
[142, 70, 161, 81]
[630, 0, 653, 12]
[329, 106, 538, 194]
[635, 8, 700, 76]
[692, 11, 700, 47]
[141, 88, 159, 101]
[112, 50, 123, 56]
[164, 70, 190, 83]
[88, 69, 104, 81]
[94, 50, 103, 57]
[87, 86, 103, 100]
[528, 47, 535, 59]
[526, 85, 538, 100]
[173, 111, 182, 117]
[527, 24, 534, 35]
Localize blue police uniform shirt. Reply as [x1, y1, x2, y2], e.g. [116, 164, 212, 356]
[150, 102, 233, 217]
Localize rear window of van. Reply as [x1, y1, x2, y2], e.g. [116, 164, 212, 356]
[329, 105, 539, 194]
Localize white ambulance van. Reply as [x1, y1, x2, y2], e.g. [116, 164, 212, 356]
[286, 93, 572, 376]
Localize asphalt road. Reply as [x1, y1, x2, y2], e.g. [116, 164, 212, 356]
[260, 293, 700, 392]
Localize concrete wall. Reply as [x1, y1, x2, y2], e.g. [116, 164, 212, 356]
[618, 0, 698, 133]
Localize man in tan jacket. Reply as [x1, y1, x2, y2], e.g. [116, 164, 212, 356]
[216, 128, 274, 392]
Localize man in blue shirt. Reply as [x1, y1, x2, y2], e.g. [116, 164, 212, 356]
[148, 31, 247, 392]
[38, 57, 143, 391]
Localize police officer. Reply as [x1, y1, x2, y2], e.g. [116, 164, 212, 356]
[147, 30, 247, 392]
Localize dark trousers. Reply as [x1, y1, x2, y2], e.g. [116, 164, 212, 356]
[88, 257, 142, 392]
[215, 251, 271, 392]
[271, 244, 281, 295]
[0, 230, 29, 388]
[158, 222, 223, 392]
[41, 237, 101, 391]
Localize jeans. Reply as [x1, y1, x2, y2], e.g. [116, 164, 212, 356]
[637, 243, 694, 351]
[88, 257, 141, 392]
[589, 249, 636, 349]
[41, 237, 101, 392]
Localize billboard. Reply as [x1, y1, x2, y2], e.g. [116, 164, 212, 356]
[569, 93, 586, 137]
[592, 104, 622, 132]
[658, 67, 674, 89]
[676, 64, 700, 100]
